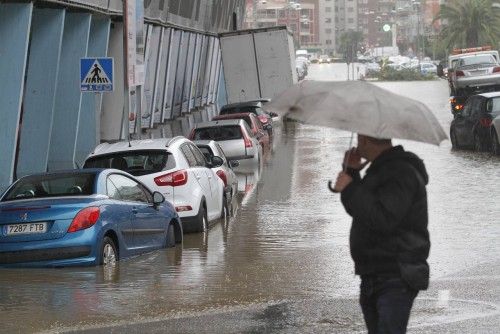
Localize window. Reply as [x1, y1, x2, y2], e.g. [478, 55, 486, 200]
[487, 97, 500, 117]
[107, 174, 149, 203]
[325, 18, 332, 23]
[197, 145, 214, 162]
[84, 150, 175, 176]
[348, 7, 354, 12]
[326, 39, 332, 45]
[348, 18, 354, 23]
[106, 178, 121, 200]
[188, 143, 208, 167]
[326, 28, 332, 34]
[2, 173, 96, 201]
[180, 144, 198, 167]
[325, 7, 331, 12]
[193, 126, 243, 141]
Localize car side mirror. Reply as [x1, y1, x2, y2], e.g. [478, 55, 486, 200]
[229, 160, 240, 168]
[267, 111, 278, 117]
[153, 191, 165, 206]
[209, 156, 224, 168]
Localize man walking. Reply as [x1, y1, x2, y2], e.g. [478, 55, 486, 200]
[333, 134, 430, 334]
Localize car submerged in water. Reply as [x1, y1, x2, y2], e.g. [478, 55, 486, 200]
[0, 169, 182, 268]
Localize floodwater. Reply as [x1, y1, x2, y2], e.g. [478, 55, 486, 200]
[1, 64, 499, 333]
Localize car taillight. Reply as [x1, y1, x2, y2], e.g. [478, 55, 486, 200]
[454, 104, 463, 111]
[216, 170, 227, 187]
[244, 135, 253, 148]
[258, 115, 268, 124]
[493, 67, 500, 73]
[455, 70, 465, 77]
[68, 207, 100, 233]
[154, 170, 188, 187]
[479, 118, 492, 127]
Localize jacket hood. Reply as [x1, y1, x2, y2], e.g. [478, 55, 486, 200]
[369, 146, 429, 185]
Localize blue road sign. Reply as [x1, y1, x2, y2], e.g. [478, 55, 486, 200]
[80, 57, 113, 92]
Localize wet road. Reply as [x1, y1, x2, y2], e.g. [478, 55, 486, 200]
[1, 64, 499, 333]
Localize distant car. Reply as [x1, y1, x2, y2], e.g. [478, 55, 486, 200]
[84, 137, 226, 233]
[0, 169, 181, 268]
[188, 119, 263, 166]
[450, 92, 500, 151]
[219, 101, 273, 136]
[449, 52, 500, 95]
[418, 62, 438, 75]
[365, 62, 381, 74]
[318, 55, 330, 64]
[212, 112, 271, 153]
[193, 140, 238, 215]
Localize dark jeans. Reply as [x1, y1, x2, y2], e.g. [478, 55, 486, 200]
[360, 275, 418, 334]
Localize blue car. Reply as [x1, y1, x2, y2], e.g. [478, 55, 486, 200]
[0, 169, 182, 267]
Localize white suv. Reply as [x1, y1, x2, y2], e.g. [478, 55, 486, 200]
[83, 137, 226, 233]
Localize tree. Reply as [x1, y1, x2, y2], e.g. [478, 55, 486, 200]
[339, 30, 363, 63]
[435, 0, 500, 49]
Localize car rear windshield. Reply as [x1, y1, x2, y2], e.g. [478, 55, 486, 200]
[84, 150, 175, 176]
[221, 106, 266, 116]
[487, 97, 500, 116]
[193, 126, 243, 141]
[2, 173, 96, 201]
[459, 55, 496, 67]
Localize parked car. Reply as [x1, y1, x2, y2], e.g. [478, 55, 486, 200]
[417, 62, 438, 75]
[219, 101, 273, 136]
[188, 119, 263, 166]
[0, 169, 181, 267]
[84, 137, 226, 233]
[193, 140, 238, 216]
[212, 112, 271, 153]
[449, 51, 500, 96]
[450, 92, 500, 151]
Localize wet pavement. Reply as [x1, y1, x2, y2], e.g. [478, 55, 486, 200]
[1, 63, 499, 333]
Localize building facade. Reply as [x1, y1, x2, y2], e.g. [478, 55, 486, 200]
[0, 0, 245, 192]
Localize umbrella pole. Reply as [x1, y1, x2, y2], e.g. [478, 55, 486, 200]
[328, 132, 354, 193]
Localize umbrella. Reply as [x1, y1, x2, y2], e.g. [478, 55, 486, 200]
[266, 80, 447, 145]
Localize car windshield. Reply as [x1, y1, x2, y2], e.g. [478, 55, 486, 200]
[193, 126, 243, 141]
[221, 106, 266, 116]
[84, 150, 175, 176]
[2, 173, 96, 201]
[459, 55, 496, 66]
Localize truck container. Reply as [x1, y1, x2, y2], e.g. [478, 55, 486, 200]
[219, 26, 297, 104]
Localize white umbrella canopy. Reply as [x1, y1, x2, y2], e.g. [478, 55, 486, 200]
[266, 80, 448, 145]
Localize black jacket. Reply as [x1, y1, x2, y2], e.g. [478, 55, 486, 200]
[341, 146, 430, 290]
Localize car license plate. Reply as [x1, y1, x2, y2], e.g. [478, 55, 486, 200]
[4, 222, 47, 235]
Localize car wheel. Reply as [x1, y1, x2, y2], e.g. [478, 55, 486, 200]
[474, 132, 485, 152]
[492, 130, 500, 155]
[196, 205, 208, 233]
[165, 223, 176, 248]
[450, 129, 460, 149]
[101, 236, 118, 267]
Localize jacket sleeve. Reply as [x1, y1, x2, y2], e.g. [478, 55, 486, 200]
[340, 164, 419, 234]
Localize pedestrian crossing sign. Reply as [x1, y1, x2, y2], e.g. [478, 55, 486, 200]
[80, 57, 113, 92]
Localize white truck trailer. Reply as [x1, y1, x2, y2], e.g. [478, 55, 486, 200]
[219, 26, 297, 104]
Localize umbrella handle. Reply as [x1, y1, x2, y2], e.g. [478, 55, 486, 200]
[328, 180, 339, 193]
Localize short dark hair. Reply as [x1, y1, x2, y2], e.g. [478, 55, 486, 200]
[366, 136, 392, 145]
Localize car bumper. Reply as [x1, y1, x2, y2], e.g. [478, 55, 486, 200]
[455, 75, 500, 88]
[0, 228, 99, 267]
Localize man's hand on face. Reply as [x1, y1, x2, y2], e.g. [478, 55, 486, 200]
[343, 147, 364, 170]
[334, 171, 353, 192]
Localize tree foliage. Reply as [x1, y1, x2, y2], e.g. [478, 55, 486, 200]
[436, 0, 500, 49]
[339, 30, 364, 63]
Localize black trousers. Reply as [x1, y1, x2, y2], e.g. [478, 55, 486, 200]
[360, 275, 418, 334]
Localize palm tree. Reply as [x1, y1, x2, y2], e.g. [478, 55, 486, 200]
[435, 0, 500, 49]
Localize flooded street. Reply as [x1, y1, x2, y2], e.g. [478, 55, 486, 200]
[1, 64, 499, 333]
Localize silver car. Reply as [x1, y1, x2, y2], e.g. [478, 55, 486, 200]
[189, 119, 263, 166]
[194, 140, 239, 216]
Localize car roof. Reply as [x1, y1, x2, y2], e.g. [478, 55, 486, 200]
[220, 101, 262, 111]
[194, 119, 244, 128]
[89, 136, 186, 156]
[192, 139, 216, 146]
[477, 91, 500, 98]
[213, 112, 255, 120]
